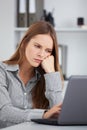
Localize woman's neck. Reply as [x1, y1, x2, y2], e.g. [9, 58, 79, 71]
[18, 62, 35, 85]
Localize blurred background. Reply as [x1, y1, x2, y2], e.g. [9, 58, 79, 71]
[0, 0, 87, 80]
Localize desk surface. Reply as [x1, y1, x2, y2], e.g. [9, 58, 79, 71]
[1, 122, 87, 130]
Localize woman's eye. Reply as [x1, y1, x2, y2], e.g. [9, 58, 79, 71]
[46, 50, 52, 53]
[34, 45, 41, 48]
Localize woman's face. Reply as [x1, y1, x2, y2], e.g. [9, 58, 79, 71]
[25, 34, 53, 67]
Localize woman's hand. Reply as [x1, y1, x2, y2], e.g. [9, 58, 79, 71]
[43, 103, 62, 119]
[41, 55, 55, 73]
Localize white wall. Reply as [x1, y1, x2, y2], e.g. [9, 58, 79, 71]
[44, 0, 87, 78]
[44, 0, 87, 28]
[0, 0, 15, 60]
[57, 32, 87, 78]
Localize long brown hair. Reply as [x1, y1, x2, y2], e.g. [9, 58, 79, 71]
[4, 21, 62, 109]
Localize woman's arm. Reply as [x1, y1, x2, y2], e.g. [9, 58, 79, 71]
[44, 72, 63, 108]
[41, 55, 63, 108]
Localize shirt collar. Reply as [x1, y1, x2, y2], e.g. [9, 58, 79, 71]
[0, 61, 41, 80]
[35, 69, 41, 80]
[6, 65, 19, 72]
[0, 61, 19, 72]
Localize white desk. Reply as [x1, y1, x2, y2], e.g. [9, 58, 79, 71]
[1, 122, 87, 130]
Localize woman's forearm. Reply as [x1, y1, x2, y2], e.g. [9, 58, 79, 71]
[44, 72, 63, 108]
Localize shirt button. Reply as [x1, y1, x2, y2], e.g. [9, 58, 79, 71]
[24, 92, 27, 96]
[24, 105, 27, 109]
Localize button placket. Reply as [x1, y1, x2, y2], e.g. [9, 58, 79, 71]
[23, 92, 28, 109]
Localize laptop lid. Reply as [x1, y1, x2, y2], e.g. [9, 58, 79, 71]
[31, 75, 87, 125]
[58, 75, 87, 125]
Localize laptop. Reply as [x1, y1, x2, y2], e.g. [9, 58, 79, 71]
[31, 75, 87, 125]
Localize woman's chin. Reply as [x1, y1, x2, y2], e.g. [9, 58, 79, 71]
[32, 63, 40, 67]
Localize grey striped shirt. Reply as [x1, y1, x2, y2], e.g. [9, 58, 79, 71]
[0, 61, 62, 128]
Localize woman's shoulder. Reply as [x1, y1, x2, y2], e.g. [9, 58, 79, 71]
[0, 61, 6, 70]
[0, 61, 19, 72]
[0, 61, 8, 77]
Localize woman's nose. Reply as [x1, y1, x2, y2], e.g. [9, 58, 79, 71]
[39, 50, 46, 58]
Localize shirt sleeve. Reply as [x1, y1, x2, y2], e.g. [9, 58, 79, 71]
[44, 72, 63, 108]
[0, 67, 44, 127]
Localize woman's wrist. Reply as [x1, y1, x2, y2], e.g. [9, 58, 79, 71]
[42, 109, 48, 119]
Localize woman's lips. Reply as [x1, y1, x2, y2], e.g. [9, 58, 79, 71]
[34, 59, 42, 63]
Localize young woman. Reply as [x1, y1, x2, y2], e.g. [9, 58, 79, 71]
[0, 21, 63, 128]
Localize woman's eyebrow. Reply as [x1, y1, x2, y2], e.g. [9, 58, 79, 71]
[32, 39, 53, 50]
[34, 41, 40, 44]
[46, 48, 53, 51]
